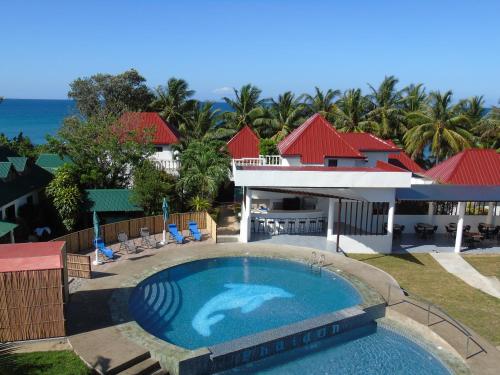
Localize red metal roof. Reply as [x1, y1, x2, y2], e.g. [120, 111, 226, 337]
[339, 133, 400, 152]
[425, 149, 500, 185]
[227, 125, 260, 159]
[238, 165, 405, 172]
[278, 114, 364, 163]
[382, 139, 426, 174]
[0, 241, 65, 272]
[118, 112, 180, 145]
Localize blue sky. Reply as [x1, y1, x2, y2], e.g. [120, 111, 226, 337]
[1, 0, 499, 104]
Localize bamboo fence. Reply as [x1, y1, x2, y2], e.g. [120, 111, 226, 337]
[67, 254, 92, 279]
[53, 211, 217, 254]
[0, 269, 65, 341]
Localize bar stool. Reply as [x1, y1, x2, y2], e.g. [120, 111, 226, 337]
[318, 218, 326, 232]
[287, 219, 296, 234]
[309, 219, 317, 233]
[250, 219, 255, 233]
[257, 219, 266, 233]
[298, 220, 306, 233]
[278, 220, 286, 234]
[267, 220, 275, 235]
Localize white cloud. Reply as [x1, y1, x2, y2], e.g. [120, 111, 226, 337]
[212, 86, 233, 95]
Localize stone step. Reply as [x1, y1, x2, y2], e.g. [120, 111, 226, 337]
[117, 357, 162, 375]
[107, 352, 151, 374]
[217, 235, 240, 243]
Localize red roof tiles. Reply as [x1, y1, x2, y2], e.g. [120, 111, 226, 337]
[227, 126, 260, 159]
[382, 139, 426, 174]
[278, 114, 363, 164]
[118, 112, 180, 145]
[0, 242, 65, 272]
[339, 133, 399, 152]
[425, 149, 500, 185]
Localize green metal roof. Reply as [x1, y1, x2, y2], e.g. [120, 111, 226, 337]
[84, 189, 142, 212]
[0, 162, 14, 178]
[7, 157, 28, 173]
[0, 221, 18, 238]
[35, 153, 73, 174]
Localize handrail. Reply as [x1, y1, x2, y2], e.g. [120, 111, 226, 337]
[386, 283, 486, 359]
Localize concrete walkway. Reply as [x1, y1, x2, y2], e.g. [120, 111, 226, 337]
[431, 253, 500, 299]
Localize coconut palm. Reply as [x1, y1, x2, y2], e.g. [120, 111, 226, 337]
[401, 83, 427, 113]
[178, 140, 231, 201]
[457, 95, 485, 130]
[473, 104, 500, 150]
[216, 84, 267, 139]
[151, 78, 196, 128]
[366, 76, 406, 139]
[176, 102, 220, 149]
[303, 87, 340, 121]
[404, 90, 473, 164]
[333, 89, 374, 132]
[253, 91, 306, 140]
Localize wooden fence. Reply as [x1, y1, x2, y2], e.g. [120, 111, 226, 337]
[0, 269, 65, 341]
[54, 211, 217, 254]
[67, 254, 92, 279]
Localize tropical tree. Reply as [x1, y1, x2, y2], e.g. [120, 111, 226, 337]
[457, 95, 485, 130]
[68, 69, 153, 118]
[217, 84, 267, 138]
[401, 83, 427, 113]
[46, 164, 83, 231]
[303, 87, 340, 121]
[178, 141, 231, 201]
[404, 90, 473, 163]
[253, 91, 306, 140]
[473, 104, 500, 150]
[332, 89, 374, 132]
[188, 195, 212, 211]
[176, 102, 220, 149]
[366, 76, 406, 139]
[151, 78, 196, 128]
[131, 160, 177, 215]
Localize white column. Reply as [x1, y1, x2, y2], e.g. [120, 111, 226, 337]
[10, 230, 15, 243]
[239, 187, 252, 243]
[327, 198, 335, 241]
[387, 198, 395, 237]
[427, 202, 434, 224]
[454, 201, 466, 253]
[486, 202, 494, 225]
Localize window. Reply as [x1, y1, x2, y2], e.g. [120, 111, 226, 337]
[326, 159, 338, 167]
[155, 146, 163, 152]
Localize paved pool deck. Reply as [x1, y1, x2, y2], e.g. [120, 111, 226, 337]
[67, 241, 500, 375]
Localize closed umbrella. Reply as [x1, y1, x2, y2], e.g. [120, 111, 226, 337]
[92, 211, 101, 265]
[161, 198, 169, 245]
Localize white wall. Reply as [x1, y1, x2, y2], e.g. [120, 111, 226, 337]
[394, 214, 496, 234]
[153, 145, 175, 161]
[363, 151, 390, 167]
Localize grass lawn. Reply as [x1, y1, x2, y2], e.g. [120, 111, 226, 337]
[462, 254, 500, 279]
[348, 253, 500, 346]
[0, 350, 91, 375]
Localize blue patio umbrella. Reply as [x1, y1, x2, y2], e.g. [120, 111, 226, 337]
[161, 198, 169, 244]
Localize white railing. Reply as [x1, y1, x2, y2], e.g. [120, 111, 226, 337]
[233, 155, 283, 167]
[152, 159, 181, 174]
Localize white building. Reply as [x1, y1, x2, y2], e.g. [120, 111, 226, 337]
[229, 114, 500, 254]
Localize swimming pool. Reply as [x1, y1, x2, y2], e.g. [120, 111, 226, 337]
[128, 256, 362, 349]
[217, 323, 452, 375]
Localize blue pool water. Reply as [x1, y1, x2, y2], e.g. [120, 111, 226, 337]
[218, 323, 451, 375]
[128, 257, 362, 349]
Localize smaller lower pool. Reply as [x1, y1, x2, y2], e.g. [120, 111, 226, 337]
[217, 323, 452, 375]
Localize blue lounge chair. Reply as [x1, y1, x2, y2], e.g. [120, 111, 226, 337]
[94, 237, 114, 259]
[168, 224, 184, 244]
[188, 221, 202, 241]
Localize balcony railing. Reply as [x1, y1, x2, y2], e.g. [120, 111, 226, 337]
[233, 155, 283, 167]
[152, 158, 181, 174]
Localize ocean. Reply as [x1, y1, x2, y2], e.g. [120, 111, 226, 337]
[0, 99, 232, 144]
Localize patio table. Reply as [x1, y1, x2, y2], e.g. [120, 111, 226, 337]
[463, 232, 484, 248]
[416, 223, 436, 239]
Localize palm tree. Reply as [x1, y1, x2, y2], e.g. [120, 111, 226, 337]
[253, 91, 306, 140]
[333, 89, 374, 132]
[457, 95, 485, 130]
[217, 84, 266, 138]
[151, 78, 196, 128]
[404, 90, 473, 164]
[473, 103, 500, 150]
[303, 87, 340, 120]
[177, 102, 220, 149]
[401, 83, 427, 113]
[178, 140, 231, 201]
[366, 76, 406, 139]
